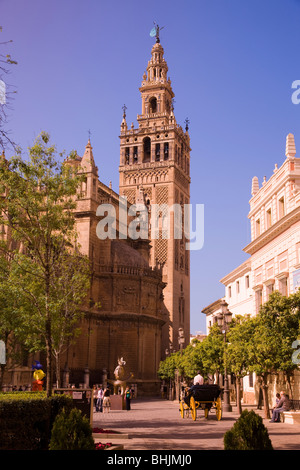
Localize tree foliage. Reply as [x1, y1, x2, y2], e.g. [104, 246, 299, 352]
[157, 291, 300, 417]
[0, 27, 18, 150]
[0, 132, 91, 395]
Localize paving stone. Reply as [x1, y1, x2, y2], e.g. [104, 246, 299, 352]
[92, 397, 300, 450]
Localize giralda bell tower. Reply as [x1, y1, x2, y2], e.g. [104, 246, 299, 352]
[119, 27, 190, 355]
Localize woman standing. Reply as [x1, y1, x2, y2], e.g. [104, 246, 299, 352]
[125, 386, 132, 411]
[103, 388, 111, 413]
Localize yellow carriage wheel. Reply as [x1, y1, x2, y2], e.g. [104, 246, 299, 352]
[180, 401, 185, 418]
[215, 397, 222, 421]
[190, 396, 197, 421]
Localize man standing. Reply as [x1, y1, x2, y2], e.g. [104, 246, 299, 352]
[96, 385, 104, 412]
[270, 391, 291, 422]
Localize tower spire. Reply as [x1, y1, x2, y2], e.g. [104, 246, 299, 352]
[81, 138, 98, 175]
[285, 133, 296, 159]
[120, 104, 128, 132]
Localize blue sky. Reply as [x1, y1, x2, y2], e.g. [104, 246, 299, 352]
[1, 0, 300, 334]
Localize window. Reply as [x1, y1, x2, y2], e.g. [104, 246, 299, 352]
[179, 296, 185, 323]
[125, 147, 130, 164]
[155, 143, 160, 161]
[279, 277, 288, 296]
[266, 208, 272, 229]
[266, 283, 274, 300]
[143, 137, 151, 162]
[236, 280, 240, 294]
[278, 196, 285, 218]
[149, 97, 157, 113]
[228, 286, 232, 298]
[256, 218, 261, 237]
[133, 146, 138, 162]
[245, 275, 250, 289]
[249, 372, 254, 388]
[164, 142, 169, 160]
[297, 242, 300, 265]
[255, 289, 262, 314]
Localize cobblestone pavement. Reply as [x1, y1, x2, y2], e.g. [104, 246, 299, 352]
[93, 397, 300, 451]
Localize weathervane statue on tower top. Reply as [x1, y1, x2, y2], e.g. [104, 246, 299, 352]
[150, 22, 165, 43]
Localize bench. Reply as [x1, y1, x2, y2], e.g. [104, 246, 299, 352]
[282, 399, 300, 424]
[290, 399, 300, 411]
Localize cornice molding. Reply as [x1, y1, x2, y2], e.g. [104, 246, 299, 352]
[243, 206, 300, 255]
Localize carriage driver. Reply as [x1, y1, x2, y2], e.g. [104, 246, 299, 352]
[193, 371, 204, 385]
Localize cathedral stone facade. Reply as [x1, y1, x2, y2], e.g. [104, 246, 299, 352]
[2, 35, 191, 395]
[58, 140, 166, 394]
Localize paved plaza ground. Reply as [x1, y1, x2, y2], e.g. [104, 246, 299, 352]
[93, 397, 300, 451]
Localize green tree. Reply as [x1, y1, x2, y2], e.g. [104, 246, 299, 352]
[200, 324, 225, 383]
[179, 341, 204, 380]
[247, 313, 278, 419]
[9, 251, 91, 388]
[0, 27, 18, 150]
[227, 316, 255, 414]
[0, 132, 90, 396]
[157, 351, 182, 381]
[258, 291, 300, 399]
[0, 253, 26, 389]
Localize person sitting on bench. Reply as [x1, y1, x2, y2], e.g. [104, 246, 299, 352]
[270, 391, 291, 422]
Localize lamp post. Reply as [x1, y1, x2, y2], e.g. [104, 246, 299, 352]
[165, 344, 174, 400]
[176, 328, 185, 401]
[217, 300, 232, 412]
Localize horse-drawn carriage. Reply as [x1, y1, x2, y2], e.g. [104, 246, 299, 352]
[179, 384, 222, 421]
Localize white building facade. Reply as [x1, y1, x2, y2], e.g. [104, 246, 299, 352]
[203, 133, 300, 404]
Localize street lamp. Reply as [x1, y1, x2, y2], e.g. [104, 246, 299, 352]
[217, 300, 232, 412]
[176, 328, 185, 401]
[165, 344, 174, 400]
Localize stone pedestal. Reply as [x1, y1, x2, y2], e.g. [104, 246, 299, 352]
[110, 394, 124, 410]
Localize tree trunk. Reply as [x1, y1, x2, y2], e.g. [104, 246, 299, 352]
[261, 374, 270, 419]
[286, 372, 293, 400]
[45, 330, 52, 397]
[0, 363, 5, 391]
[55, 352, 61, 388]
[236, 376, 242, 415]
[45, 267, 52, 397]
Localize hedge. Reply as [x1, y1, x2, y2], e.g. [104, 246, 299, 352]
[0, 392, 73, 450]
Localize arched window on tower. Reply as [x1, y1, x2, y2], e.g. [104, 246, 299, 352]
[125, 147, 130, 164]
[143, 137, 151, 162]
[149, 97, 157, 114]
[164, 142, 169, 160]
[155, 143, 160, 161]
